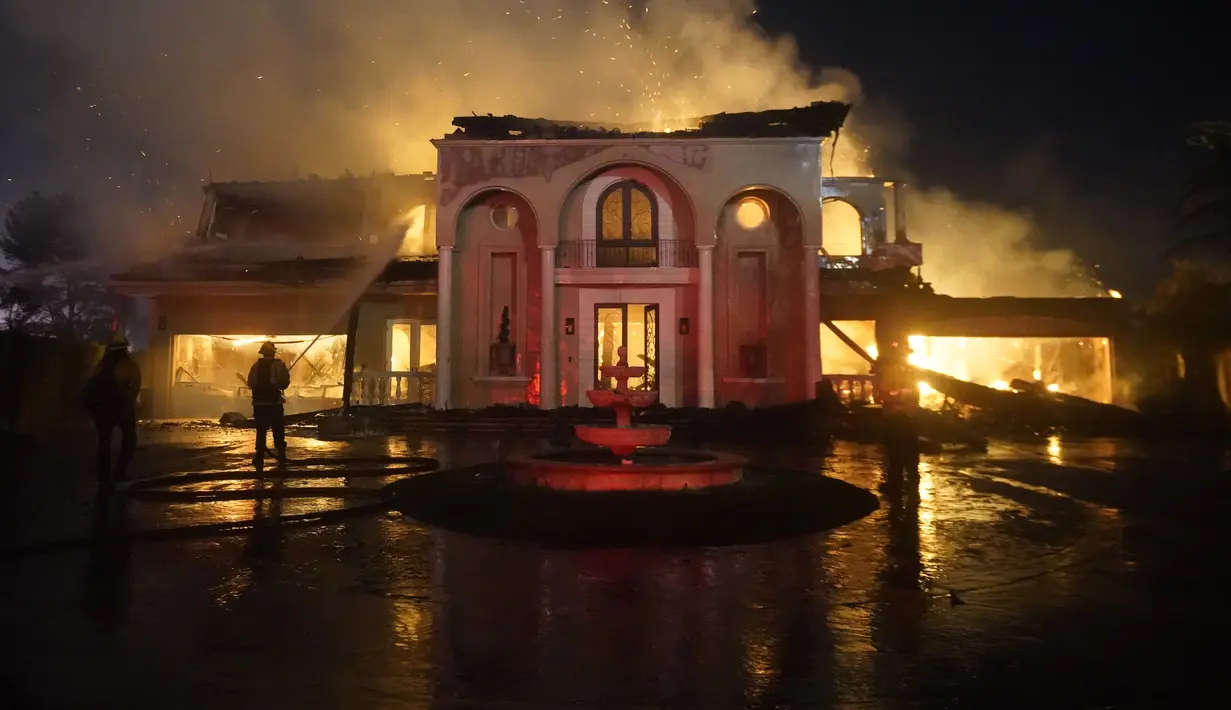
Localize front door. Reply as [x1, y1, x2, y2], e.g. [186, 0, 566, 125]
[595, 303, 659, 391]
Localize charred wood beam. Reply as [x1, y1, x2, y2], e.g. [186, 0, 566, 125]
[449, 101, 852, 140]
[822, 320, 876, 365]
[694, 101, 852, 137]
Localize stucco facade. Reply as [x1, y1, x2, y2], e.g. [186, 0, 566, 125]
[432, 137, 834, 410]
[109, 103, 936, 418]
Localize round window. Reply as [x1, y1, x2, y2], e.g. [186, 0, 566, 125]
[491, 204, 519, 230]
[734, 197, 769, 230]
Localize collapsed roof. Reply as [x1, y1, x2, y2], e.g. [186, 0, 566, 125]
[444, 101, 852, 141]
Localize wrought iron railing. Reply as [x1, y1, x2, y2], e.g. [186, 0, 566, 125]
[556, 239, 697, 269]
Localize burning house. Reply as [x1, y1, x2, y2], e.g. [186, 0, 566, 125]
[110, 100, 1131, 420]
[110, 173, 438, 418]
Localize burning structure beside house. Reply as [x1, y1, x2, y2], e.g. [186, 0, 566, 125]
[110, 173, 438, 418]
[109, 101, 1131, 420]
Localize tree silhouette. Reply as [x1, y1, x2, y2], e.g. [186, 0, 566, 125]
[497, 306, 511, 344]
[1171, 121, 1231, 257]
[0, 192, 113, 340]
[1149, 260, 1231, 420]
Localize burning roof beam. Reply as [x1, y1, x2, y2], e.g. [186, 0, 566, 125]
[447, 101, 853, 141]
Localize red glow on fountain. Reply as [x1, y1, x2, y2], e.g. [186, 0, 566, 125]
[508, 347, 745, 491]
[574, 346, 672, 459]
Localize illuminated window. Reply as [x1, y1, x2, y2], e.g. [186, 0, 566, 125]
[491, 204, 518, 230]
[388, 321, 438, 373]
[598, 181, 658, 243]
[735, 197, 769, 230]
[386, 320, 437, 405]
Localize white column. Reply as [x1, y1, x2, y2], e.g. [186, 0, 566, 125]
[435, 246, 454, 410]
[697, 244, 716, 408]
[803, 245, 822, 400]
[539, 246, 558, 409]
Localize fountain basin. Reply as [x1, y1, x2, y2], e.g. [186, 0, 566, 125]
[387, 463, 879, 547]
[586, 389, 658, 409]
[573, 424, 672, 457]
[509, 447, 745, 491]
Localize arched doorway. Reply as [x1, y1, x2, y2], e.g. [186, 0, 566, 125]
[449, 188, 543, 407]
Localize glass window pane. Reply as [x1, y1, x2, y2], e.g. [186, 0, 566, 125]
[390, 323, 413, 372]
[630, 186, 654, 241]
[625, 304, 647, 390]
[596, 307, 624, 387]
[601, 190, 624, 241]
[418, 324, 437, 369]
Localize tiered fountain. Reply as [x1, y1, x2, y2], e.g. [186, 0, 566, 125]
[509, 347, 745, 491]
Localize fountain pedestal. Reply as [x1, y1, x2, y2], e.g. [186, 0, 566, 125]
[574, 347, 671, 458]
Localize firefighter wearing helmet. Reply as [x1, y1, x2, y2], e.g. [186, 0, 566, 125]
[82, 335, 143, 489]
[872, 339, 920, 471]
[246, 340, 291, 466]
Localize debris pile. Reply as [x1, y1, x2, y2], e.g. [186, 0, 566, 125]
[918, 368, 1145, 436]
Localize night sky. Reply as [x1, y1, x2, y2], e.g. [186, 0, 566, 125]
[1, 1, 1227, 295]
[762, 0, 1230, 289]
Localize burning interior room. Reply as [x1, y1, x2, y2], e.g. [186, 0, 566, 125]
[171, 334, 348, 418]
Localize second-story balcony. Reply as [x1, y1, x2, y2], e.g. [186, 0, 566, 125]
[556, 239, 698, 269]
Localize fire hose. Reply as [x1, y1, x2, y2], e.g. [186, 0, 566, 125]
[0, 454, 439, 559]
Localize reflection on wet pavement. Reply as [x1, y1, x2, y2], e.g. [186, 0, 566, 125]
[1, 428, 1229, 708]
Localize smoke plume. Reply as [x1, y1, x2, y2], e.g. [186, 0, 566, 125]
[4, 0, 857, 180]
[823, 117, 1103, 298]
[3, 0, 1101, 296]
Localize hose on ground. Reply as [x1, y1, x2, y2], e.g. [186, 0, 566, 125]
[0, 455, 439, 559]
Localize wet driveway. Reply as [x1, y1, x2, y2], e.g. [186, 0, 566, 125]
[1, 427, 1228, 708]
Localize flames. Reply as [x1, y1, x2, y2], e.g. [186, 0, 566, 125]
[820, 122, 1119, 407]
[396, 205, 431, 257]
[821, 322, 1114, 407]
[903, 334, 1108, 407]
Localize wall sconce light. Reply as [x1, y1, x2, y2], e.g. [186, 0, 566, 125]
[564, 318, 575, 335]
[679, 318, 690, 335]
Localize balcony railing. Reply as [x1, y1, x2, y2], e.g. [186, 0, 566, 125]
[821, 375, 878, 405]
[351, 370, 435, 406]
[556, 239, 697, 269]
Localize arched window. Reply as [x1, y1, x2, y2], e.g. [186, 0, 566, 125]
[821, 198, 864, 257]
[596, 180, 658, 266]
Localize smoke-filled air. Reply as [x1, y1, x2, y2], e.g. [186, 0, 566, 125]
[4, 0, 861, 178]
[3, 0, 1105, 298]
